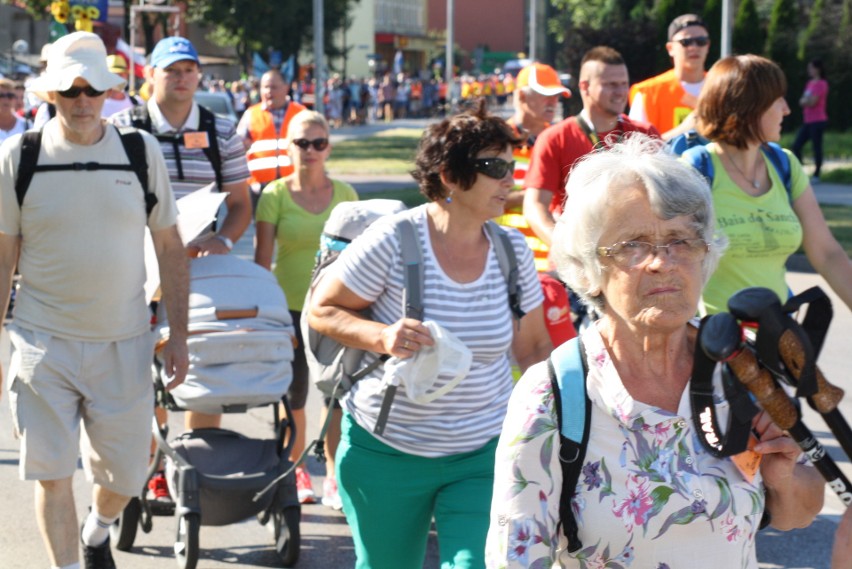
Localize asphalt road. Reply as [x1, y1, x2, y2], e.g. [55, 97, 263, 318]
[0, 118, 850, 567]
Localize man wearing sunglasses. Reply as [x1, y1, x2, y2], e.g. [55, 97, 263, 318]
[0, 78, 27, 144]
[0, 31, 188, 569]
[628, 14, 710, 140]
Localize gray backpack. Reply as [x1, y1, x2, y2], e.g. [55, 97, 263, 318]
[302, 200, 524, 435]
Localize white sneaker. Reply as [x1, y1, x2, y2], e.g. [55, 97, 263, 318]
[322, 477, 343, 511]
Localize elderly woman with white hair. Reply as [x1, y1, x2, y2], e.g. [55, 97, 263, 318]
[485, 135, 824, 569]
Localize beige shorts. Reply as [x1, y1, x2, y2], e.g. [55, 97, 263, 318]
[6, 324, 154, 497]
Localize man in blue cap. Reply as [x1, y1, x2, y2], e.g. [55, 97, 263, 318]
[111, 36, 252, 502]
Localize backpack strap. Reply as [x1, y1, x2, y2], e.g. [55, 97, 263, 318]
[15, 130, 42, 208]
[484, 220, 525, 320]
[547, 336, 590, 554]
[761, 142, 792, 204]
[681, 145, 715, 186]
[13, 126, 154, 216]
[115, 127, 156, 216]
[196, 105, 224, 192]
[373, 217, 424, 436]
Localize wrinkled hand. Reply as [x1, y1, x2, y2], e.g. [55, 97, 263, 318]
[160, 336, 189, 391]
[380, 317, 434, 359]
[753, 411, 800, 490]
[188, 235, 231, 257]
[832, 506, 852, 569]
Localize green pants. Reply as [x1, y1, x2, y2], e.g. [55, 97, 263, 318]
[337, 412, 497, 569]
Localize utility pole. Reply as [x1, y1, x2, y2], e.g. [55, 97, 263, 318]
[721, 0, 732, 58]
[313, 0, 325, 115]
[445, 0, 454, 88]
[529, 0, 537, 61]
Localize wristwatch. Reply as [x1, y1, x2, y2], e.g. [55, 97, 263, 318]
[215, 234, 234, 251]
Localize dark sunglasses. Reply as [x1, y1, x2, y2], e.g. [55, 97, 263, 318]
[473, 157, 515, 180]
[673, 36, 710, 48]
[291, 138, 329, 151]
[0, 92, 16, 99]
[57, 85, 105, 99]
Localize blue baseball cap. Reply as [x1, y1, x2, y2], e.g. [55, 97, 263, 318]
[150, 37, 199, 68]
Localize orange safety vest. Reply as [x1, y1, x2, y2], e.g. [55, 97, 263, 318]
[245, 100, 307, 185]
[493, 123, 551, 272]
[628, 69, 698, 135]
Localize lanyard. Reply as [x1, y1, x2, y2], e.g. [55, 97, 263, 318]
[575, 112, 624, 149]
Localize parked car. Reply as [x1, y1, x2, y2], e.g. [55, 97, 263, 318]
[194, 91, 238, 125]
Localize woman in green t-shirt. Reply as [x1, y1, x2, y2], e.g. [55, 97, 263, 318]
[692, 55, 852, 315]
[255, 110, 358, 509]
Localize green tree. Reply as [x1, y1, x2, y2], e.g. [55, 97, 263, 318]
[186, 0, 359, 74]
[733, 0, 765, 56]
[765, 0, 802, 127]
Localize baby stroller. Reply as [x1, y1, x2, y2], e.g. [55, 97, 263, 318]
[110, 255, 301, 569]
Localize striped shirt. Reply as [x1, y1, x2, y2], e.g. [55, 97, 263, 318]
[111, 100, 250, 200]
[332, 205, 544, 457]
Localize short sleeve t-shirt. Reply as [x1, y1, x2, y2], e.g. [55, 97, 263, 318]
[701, 144, 809, 315]
[525, 116, 659, 215]
[802, 79, 829, 124]
[255, 178, 358, 311]
[0, 120, 178, 340]
[331, 205, 545, 457]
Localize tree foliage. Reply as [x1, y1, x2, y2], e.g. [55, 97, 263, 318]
[185, 0, 359, 73]
[733, 0, 764, 57]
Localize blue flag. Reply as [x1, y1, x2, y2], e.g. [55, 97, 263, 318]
[253, 52, 270, 76]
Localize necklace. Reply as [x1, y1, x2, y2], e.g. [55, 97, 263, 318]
[726, 152, 761, 190]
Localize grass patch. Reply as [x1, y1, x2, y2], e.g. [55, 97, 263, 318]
[821, 204, 852, 256]
[359, 186, 427, 208]
[779, 131, 852, 160]
[328, 128, 422, 175]
[821, 168, 852, 184]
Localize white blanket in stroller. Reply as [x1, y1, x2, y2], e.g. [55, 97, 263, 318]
[155, 255, 295, 414]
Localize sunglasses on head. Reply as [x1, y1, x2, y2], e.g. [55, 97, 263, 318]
[473, 157, 515, 180]
[57, 85, 105, 99]
[291, 138, 329, 151]
[673, 36, 710, 48]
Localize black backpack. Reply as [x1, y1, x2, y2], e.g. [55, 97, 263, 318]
[15, 126, 157, 216]
[129, 103, 223, 192]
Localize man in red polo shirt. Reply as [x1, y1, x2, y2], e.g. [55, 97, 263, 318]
[524, 46, 659, 248]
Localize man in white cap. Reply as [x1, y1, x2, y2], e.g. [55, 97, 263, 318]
[496, 62, 570, 272]
[0, 31, 188, 569]
[523, 46, 659, 248]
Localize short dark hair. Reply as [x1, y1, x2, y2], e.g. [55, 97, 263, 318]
[580, 46, 625, 68]
[411, 99, 520, 201]
[696, 55, 787, 149]
[809, 58, 826, 79]
[668, 14, 707, 40]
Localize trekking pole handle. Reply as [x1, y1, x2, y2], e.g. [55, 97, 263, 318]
[778, 329, 844, 414]
[726, 345, 799, 431]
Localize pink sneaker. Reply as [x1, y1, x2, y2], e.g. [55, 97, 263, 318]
[295, 467, 316, 504]
[322, 477, 343, 510]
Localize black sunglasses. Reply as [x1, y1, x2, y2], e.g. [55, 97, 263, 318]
[291, 138, 329, 151]
[473, 157, 515, 180]
[674, 36, 710, 48]
[0, 92, 16, 100]
[57, 85, 105, 99]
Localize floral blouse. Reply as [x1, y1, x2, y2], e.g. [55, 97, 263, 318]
[486, 324, 766, 569]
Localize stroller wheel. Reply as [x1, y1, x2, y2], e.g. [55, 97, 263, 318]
[111, 497, 141, 551]
[274, 506, 301, 567]
[174, 513, 200, 569]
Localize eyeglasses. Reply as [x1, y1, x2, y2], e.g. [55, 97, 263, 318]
[0, 92, 15, 100]
[56, 85, 105, 99]
[291, 138, 329, 151]
[473, 157, 515, 180]
[596, 238, 708, 268]
[673, 36, 710, 48]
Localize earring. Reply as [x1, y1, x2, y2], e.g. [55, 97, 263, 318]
[445, 192, 453, 204]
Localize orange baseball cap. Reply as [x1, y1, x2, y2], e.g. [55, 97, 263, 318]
[516, 63, 571, 98]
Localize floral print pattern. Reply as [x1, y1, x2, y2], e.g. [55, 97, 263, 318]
[486, 326, 766, 569]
